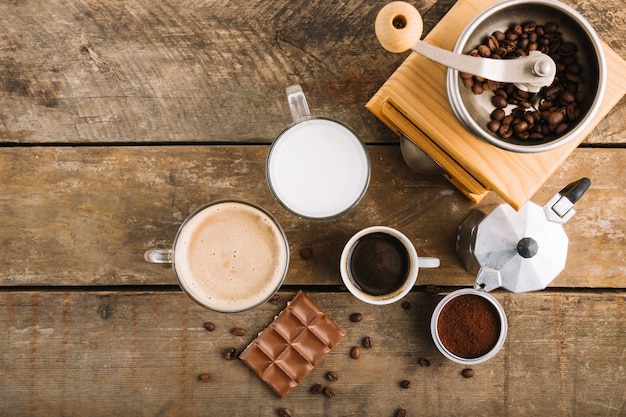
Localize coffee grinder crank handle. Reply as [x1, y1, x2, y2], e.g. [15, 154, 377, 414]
[375, 1, 556, 92]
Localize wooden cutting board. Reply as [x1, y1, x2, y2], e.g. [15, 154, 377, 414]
[367, 0, 626, 209]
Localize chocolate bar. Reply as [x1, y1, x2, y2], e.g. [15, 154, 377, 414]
[239, 290, 345, 398]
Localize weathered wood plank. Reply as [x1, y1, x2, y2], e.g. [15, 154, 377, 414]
[0, 0, 624, 145]
[0, 290, 624, 417]
[0, 145, 623, 288]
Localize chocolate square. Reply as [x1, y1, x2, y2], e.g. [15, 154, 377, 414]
[239, 290, 345, 398]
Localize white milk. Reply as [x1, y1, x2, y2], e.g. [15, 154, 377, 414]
[173, 202, 288, 312]
[267, 118, 370, 219]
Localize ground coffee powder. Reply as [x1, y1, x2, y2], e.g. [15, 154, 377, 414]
[437, 294, 501, 359]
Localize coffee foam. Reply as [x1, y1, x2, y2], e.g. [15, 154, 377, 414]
[268, 119, 369, 218]
[174, 202, 288, 312]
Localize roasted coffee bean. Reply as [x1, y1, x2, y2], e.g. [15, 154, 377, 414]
[203, 322, 216, 332]
[461, 368, 475, 378]
[565, 72, 584, 83]
[478, 44, 491, 57]
[491, 95, 508, 108]
[326, 371, 339, 382]
[555, 122, 569, 135]
[269, 294, 283, 305]
[491, 108, 505, 121]
[515, 130, 530, 140]
[223, 347, 237, 360]
[397, 409, 408, 417]
[513, 120, 529, 133]
[323, 387, 336, 398]
[419, 357, 431, 367]
[401, 301, 411, 309]
[278, 408, 292, 417]
[231, 327, 245, 336]
[299, 247, 313, 259]
[310, 383, 324, 394]
[487, 120, 500, 133]
[400, 380, 412, 389]
[547, 110, 565, 126]
[198, 373, 211, 383]
[350, 346, 361, 359]
[362, 336, 374, 349]
[498, 124, 513, 139]
[424, 284, 441, 294]
[472, 83, 484, 95]
[349, 312, 363, 322]
[545, 21, 559, 33]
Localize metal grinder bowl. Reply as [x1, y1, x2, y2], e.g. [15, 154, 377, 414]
[447, 0, 607, 153]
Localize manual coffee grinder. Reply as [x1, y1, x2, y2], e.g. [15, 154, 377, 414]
[367, 0, 625, 209]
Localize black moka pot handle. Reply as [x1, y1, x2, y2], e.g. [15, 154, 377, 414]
[559, 178, 591, 204]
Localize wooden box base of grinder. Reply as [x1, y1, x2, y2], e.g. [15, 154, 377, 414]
[366, 0, 626, 209]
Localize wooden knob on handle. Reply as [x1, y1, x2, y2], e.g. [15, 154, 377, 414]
[375, 1, 423, 53]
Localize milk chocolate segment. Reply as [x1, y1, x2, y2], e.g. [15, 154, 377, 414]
[239, 290, 345, 398]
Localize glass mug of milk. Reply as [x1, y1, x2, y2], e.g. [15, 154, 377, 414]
[144, 200, 289, 313]
[266, 85, 371, 220]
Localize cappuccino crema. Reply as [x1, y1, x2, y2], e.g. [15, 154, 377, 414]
[173, 201, 289, 312]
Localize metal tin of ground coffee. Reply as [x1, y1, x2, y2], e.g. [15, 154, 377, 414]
[430, 288, 508, 365]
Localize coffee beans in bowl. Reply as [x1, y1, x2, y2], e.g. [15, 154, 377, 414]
[448, 0, 606, 152]
[430, 288, 507, 365]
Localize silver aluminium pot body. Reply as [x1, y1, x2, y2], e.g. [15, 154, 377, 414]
[456, 178, 591, 293]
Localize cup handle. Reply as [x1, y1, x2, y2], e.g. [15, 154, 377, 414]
[144, 249, 173, 264]
[419, 257, 440, 268]
[286, 85, 311, 122]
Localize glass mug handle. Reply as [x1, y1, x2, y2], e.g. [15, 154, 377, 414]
[419, 257, 440, 268]
[286, 85, 311, 122]
[144, 249, 173, 264]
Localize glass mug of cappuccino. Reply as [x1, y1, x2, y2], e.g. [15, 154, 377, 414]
[266, 85, 371, 220]
[144, 200, 290, 313]
[340, 226, 440, 305]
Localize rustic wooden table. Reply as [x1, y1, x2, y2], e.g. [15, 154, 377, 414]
[1, 0, 624, 416]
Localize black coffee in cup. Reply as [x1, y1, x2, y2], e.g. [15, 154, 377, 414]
[347, 232, 410, 296]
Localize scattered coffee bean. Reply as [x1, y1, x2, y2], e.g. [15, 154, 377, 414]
[231, 327, 245, 336]
[310, 383, 324, 394]
[299, 247, 313, 259]
[401, 301, 411, 310]
[326, 371, 339, 382]
[419, 357, 431, 367]
[349, 312, 363, 322]
[223, 347, 237, 360]
[461, 368, 475, 378]
[269, 294, 283, 305]
[397, 409, 408, 417]
[400, 380, 411, 389]
[323, 387, 336, 398]
[350, 346, 361, 359]
[424, 284, 441, 295]
[203, 322, 216, 332]
[278, 408, 292, 417]
[362, 336, 373, 349]
[198, 373, 211, 383]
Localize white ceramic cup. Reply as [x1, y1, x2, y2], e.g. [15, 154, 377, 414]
[340, 226, 440, 305]
[266, 85, 371, 220]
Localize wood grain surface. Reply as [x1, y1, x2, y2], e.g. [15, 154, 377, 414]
[0, 290, 624, 417]
[0, 0, 624, 415]
[0, 0, 624, 145]
[0, 145, 623, 288]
